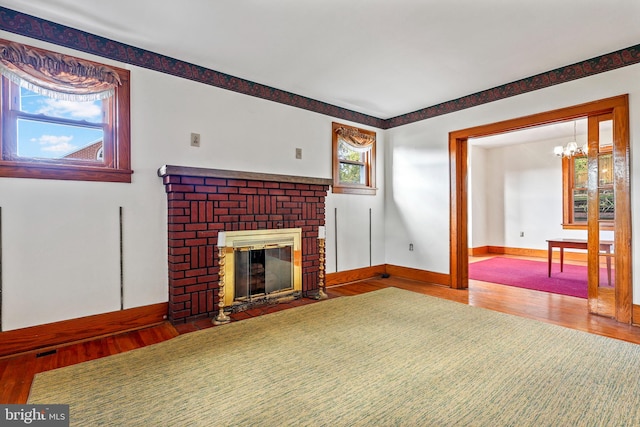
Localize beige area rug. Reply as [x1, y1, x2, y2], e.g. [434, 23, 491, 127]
[29, 288, 640, 426]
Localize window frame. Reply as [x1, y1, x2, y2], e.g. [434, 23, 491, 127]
[331, 122, 376, 195]
[562, 154, 587, 229]
[0, 43, 132, 183]
[562, 137, 613, 231]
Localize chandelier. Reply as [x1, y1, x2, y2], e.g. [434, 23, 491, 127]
[554, 121, 587, 158]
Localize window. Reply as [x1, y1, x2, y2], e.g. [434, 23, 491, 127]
[563, 155, 588, 227]
[562, 115, 613, 230]
[0, 39, 131, 182]
[597, 151, 614, 222]
[332, 122, 376, 195]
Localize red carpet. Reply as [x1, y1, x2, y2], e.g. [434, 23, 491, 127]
[468, 257, 614, 299]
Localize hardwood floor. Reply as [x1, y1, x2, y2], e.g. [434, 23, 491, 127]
[2, 266, 640, 404]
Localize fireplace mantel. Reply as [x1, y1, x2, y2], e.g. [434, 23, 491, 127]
[158, 165, 332, 187]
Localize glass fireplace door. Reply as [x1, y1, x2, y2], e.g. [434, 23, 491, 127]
[234, 244, 293, 301]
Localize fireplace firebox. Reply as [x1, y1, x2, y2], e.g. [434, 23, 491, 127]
[221, 228, 302, 308]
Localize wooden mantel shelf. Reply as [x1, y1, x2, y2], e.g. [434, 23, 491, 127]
[158, 165, 332, 186]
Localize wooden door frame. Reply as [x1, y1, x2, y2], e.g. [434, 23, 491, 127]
[449, 94, 632, 324]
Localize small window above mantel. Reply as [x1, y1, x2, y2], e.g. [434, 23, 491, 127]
[332, 122, 376, 195]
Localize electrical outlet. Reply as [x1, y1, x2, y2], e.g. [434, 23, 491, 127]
[520, 231, 524, 237]
[295, 148, 302, 159]
[409, 243, 414, 251]
[190, 132, 201, 147]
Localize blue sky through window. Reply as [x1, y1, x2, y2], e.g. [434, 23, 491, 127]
[17, 87, 104, 159]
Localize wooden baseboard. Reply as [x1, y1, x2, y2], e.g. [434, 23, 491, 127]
[326, 265, 386, 286]
[486, 246, 588, 262]
[633, 305, 640, 327]
[469, 246, 490, 256]
[487, 246, 547, 258]
[385, 264, 449, 286]
[326, 264, 450, 288]
[0, 303, 168, 358]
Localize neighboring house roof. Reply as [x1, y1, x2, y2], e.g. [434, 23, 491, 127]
[62, 140, 102, 160]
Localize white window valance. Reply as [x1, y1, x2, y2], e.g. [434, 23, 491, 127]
[0, 39, 121, 101]
[335, 126, 375, 152]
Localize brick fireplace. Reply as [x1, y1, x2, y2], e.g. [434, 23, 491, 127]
[158, 165, 332, 324]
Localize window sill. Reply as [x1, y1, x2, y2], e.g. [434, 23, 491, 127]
[562, 222, 614, 231]
[332, 184, 377, 195]
[0, 161, 133, 183]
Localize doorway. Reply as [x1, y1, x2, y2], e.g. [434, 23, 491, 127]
[449, 95, 631, 323]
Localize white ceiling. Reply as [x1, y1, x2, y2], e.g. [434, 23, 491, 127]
[470, 119, 587, 148]
[1, 0, 639, 120]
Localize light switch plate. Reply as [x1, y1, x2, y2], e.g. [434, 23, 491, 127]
[191, 132, 201, 147]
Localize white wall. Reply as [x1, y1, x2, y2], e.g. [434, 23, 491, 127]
[325, 190, 386, 273]
[468, 145, 487, 249]
[2, 30, 639, 331]
[386, 63, 640, 303]
[470, 134, 614, 250]
[0, 31, 385, 331]
[384, 128, 450, 272]
[471, 137, 574, 250]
